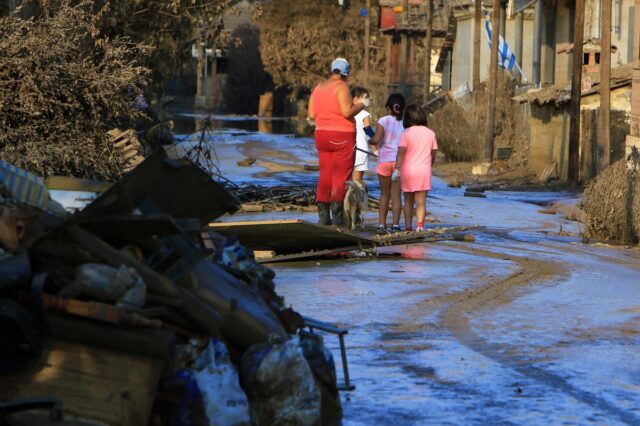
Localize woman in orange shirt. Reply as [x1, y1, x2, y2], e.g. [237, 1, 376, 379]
[308, 58, 367, 226]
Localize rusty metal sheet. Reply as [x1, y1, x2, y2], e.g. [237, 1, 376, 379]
[209, 220, 376, 255]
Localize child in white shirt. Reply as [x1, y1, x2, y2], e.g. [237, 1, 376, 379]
[351, 87, 374, 187]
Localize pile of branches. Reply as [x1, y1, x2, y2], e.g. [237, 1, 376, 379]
[232, 184, 317, 207]
[582, 154, 640, 244]
[0, 3, 149, 179]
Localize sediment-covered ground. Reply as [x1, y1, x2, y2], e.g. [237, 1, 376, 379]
[174, 115, 640, 425]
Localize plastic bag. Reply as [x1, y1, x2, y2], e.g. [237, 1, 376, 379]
[192, 338, 251, 426]
[241, 337, 321, 426]
[60, 263, 145, 308]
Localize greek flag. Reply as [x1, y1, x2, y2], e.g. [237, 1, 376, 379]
[485, 18, 517, 71]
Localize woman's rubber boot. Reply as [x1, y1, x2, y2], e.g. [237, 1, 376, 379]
[317, 202, 332, 226]
[330, 202, 345, 226]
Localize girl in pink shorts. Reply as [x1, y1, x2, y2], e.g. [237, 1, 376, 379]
[392, 104, 438, 232]
[369, 93, 405, 233]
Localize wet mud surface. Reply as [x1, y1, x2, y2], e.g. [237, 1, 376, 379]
[173, 120, 640, 425]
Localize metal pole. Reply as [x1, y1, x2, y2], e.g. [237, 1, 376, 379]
[569, 0, 585, 184]
[533, 0, 543, 84]
[486, 0, 501, 163]
[600, 0, 611, 171]
[364, 0, 371, 82]
[515, 12, 524, 73]
[209, 48, 217, 109]
[473, 0, 481, 89]
[424, 0, 433, 103]
[196, 44, 204, 99]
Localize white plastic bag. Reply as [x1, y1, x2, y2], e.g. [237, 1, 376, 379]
[193, 338, 251, 426]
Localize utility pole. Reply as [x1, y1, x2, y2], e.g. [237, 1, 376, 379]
[569, 0, 585, 184]
[400, 0, 409, 99]
[533, 0, 543, 84]
[515, 11, 524, 79]
[424, 0, 433, 103]
[364, 0, 371, 83]
[499, 0, 507, 38]
[599, 0, 611, 171]
[485, 0, 501, 163]
[473, 0, 481, 90]
[624, 0, 640, 167]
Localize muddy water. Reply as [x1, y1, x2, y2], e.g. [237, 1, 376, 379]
[173, 120, 640, 425]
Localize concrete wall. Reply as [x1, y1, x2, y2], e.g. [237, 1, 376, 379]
[526, 85, 631, 181]
[527, 103, 571, 180]
[583, 0, 632, 66]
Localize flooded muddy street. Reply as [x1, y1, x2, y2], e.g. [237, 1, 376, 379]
[175, 118, 640, 425]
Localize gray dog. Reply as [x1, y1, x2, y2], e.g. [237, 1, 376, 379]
[343, 180, 368, 230]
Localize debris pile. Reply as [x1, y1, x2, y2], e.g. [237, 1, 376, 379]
[0, 152, 343, 425]
[233, 184, 318, 212]
[231, 184, 380, 213]
[581, 154, 640, 243]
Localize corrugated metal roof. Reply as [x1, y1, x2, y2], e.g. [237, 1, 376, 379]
[513, 64, 633, 106]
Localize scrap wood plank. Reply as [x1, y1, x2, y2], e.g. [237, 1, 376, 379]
[209, 220, 376, 255]
[0, 338, 163, 426]
[538, 160, 558, 183]
[256, 245, 369, 264]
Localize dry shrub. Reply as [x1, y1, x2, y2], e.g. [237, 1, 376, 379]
[0, 3, 150, 179]
[581, 155, 640, 243]
[429, 100, 482, 162]
[430, 71, 528, 165]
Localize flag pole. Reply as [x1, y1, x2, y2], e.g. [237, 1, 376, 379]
[514, 61, 527, 82]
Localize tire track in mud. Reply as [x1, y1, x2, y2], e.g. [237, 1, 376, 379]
[440, 243, 640, 425]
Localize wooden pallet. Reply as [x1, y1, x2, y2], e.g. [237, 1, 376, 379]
[107, 128, 145, 173]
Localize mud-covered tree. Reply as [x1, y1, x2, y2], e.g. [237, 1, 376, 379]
[0, 4, 149, 179]
[256, 0, 385, 96]
[13, 0, 231, 93]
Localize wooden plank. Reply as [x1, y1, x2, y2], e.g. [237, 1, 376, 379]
[538, 160, 558, 183]
[209, 220, 376, 254]
[45, 176, 112, 193]
[0, 339, 163, 425]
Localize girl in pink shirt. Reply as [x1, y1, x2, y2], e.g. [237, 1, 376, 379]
[369, 93, 406, 233]
[393, 104, 438, 232]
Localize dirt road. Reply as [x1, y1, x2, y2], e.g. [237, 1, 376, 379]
[175, 117, 640, 425]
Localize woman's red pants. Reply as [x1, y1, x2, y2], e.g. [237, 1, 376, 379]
[314, 130, 356, 202]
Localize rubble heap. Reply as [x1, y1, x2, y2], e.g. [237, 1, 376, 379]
[0, 152, 343, 425]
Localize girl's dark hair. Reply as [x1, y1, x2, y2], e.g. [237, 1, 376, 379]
[351, 86, 369, 98]
[385, 93, 405, 120]
[403, 104, 428, 128]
